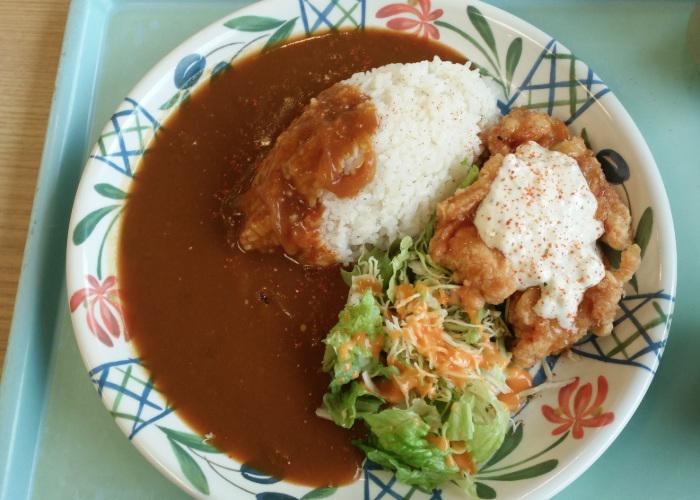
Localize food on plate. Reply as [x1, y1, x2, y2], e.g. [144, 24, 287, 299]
[315, 108, 638, 493]
[238, 58, 498, 265]
[431, 109, 639, 368]
[120, 29, 467, 486]
[119, 28, 638, 495]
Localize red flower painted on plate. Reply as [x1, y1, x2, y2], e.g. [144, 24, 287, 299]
[376, 0, 443, 40]
[70, 275, 128, 347]
[541, 376, 614, 439]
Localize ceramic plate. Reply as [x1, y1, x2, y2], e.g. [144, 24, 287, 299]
[66, 1, 676, 498]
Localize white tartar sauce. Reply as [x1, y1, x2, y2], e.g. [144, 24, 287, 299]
[474, 141, 605, 330]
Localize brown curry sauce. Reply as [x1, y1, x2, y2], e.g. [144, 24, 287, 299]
[119, 30, 464, 486]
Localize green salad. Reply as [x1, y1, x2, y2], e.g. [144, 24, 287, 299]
[319, 200, 516, 495]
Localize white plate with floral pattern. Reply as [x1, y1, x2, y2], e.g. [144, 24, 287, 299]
[66, 0, 676, 498]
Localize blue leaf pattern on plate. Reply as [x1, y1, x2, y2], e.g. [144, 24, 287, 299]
[241, 463, 281, 484]
[174, 54, 206, 89]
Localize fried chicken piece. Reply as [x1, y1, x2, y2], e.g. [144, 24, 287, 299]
[507, 289, 578, 369]
[509, 244, 641, 368]
[434, 154, 504, 224]
[432, 108, 639, 367]
[483, 108, 569, 156]
[552, 137, 632, 250]
[430, 155, 517, 316]
[580, 242, 640, 335]
[436, 224, 517, 314]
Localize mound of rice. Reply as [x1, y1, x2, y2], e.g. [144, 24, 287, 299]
[319, 57, 498, 262]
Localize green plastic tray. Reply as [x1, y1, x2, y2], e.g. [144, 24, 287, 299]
[0, 1, 698, 498]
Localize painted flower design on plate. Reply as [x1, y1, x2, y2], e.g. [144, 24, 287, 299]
[542, 376, 614, 439]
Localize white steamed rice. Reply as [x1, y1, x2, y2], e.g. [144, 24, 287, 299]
[319, 57, 498, 263]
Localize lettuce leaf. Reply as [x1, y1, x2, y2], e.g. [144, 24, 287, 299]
[408, 399, 442, 434]
[361, 447, 457, 493]
[459, 162, 480, 188]
[443, 381, 510, 464]
[357, 408, 458, 491]
[322, 291, 384, 390]
[323, 381, 384, 428]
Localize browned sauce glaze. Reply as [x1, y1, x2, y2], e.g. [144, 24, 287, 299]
[119, 29, 464, 486]
[239, 83, 378, 265]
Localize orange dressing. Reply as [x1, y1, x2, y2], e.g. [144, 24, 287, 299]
[452, 451, 476, 474]
[374, 376, 405, 404]
[427, 435, 450, 451]
[354, 276, 382, 296]
[498, 367, 533, 410]
[390, 364, 436, 399]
